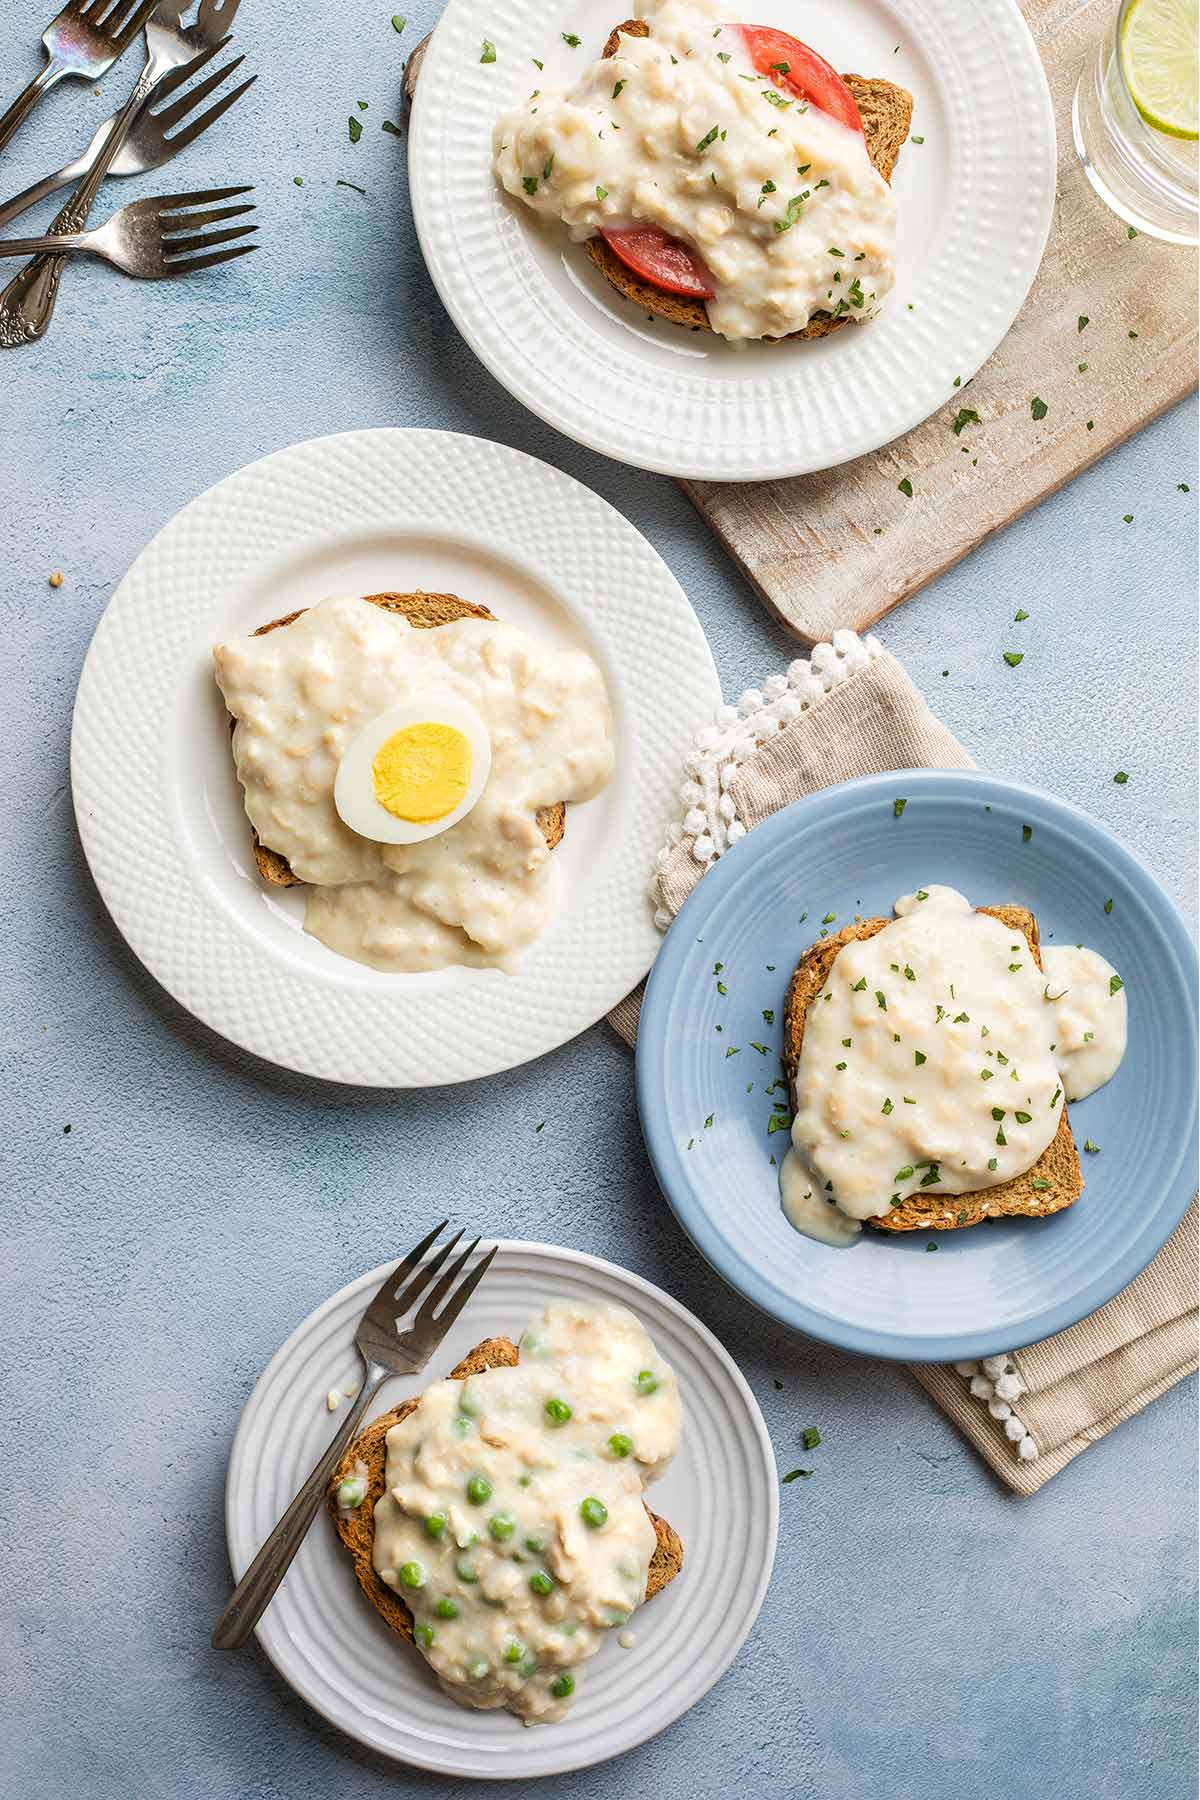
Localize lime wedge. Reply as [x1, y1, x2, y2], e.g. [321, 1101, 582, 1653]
[1121, 0, 1199, 140]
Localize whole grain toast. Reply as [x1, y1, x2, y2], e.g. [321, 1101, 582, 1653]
[586, 20, 913, 338]
[234, 591, 565, 888]
[329, 1335, 684, 1644]
[782, 906, 1084, 1233]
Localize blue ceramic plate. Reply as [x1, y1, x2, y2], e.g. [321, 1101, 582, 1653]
[636, 770, 1198, 1362]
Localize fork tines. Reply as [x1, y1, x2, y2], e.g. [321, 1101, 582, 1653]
[157, 184, 257, 271]
[69, 0, 161, 46]
[151, 52, 257, 147]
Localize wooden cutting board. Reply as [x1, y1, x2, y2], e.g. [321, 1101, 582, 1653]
[684, 0, 1199, 642]
[408, 1, 1196, 642]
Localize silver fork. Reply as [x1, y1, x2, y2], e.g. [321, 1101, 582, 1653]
[0, 0, 163, 156]
[211, 1223, 499, 1651]
[0, 46, 255, 231]
[0, 185, 257, 276]
[0, 0, 242, 346]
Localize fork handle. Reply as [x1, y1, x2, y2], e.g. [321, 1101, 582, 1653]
[0, 152, 91, 232]
[0, 232, 90, 257]
[0, 53, 152, 346]
[211, 1365, 387, 1651]
[0, 63, 61, 158]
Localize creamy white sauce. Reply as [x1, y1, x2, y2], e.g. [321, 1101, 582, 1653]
[213, 595, 613, 973]
[780, 887, 1127, 1245]
[1042, 944, 1128, 1101]
[493, 0, 896, 342]
[371, 1303, 681, 1722]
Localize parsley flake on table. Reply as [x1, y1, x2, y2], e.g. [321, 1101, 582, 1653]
[781, 1467, 812, 1483]
[897, 477, 913, 497]
[1022, 824, 1033, 842]
[1084, 1138, 1100, 1153]
[1003, 651, 1024, 667]
[1109, 974, 1124, 996]
[348, 115, 363, 142]
[952, 407, 980, 434]
[480, 38, 497, 62]
[382, 119, 402, 134]
[1113, 770, 1129, 784]
[893, 797, 908, 816]
[392, 13, 405, 30]
[1078, 314, 1089, 331]
[1031, 395, 1048, 421]
[1014, 608, 1030, 621]
[1104, 897, 1114, 913]
[561, 31, 581, 46]
[801, 1426, 821, 1450]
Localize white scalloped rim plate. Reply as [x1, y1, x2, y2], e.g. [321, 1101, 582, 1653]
[409, 0, 1055, 480]
[71, 429, 719, 1085]
[224, 1241, 778, 1778]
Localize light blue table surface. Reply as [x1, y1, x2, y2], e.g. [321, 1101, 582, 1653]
[2, 3, 1196, 1795]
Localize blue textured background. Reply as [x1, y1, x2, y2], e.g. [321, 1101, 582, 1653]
[1, 2, 1196, 1795]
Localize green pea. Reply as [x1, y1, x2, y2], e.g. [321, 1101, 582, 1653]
[455, 1556, 479, 1583]
[550, 1673, 575, 1699]
[634, 1370, 658, 1396]
[502, 1638, 525, 1664]
[423, 1511, 447, 1538]
[523, 1534, 545, 1554]
[488, 1512, 515, 1542]
[544, 1397, 573, 1426]
[450, 1415, 473, 1437]
[579, 1496, 608, 1529]
[607, 1433, 632, 1459]
[520, 1329, 545, 1358]
[519, 1654, 538, 1678]
[466, 1475, 493, 1505]
[336, 1476, 366, 1508]
[529, 1570, 554, 1596]
[458, 1382, 483, 1417]
[414, 1623, 435, 1650]
[435, 1597, 460, 1619]
[607, 1609, 628, 1628]
[518, 1474, 533, 1488]
[398, 1560, 426, 1590]
[466, 1656, 490, 1682]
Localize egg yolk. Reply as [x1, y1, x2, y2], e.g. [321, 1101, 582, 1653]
[372, 723, 472, 823]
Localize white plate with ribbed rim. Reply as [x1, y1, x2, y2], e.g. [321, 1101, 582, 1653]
[71, 428, 720, 1086]
[224, 1240, 778, 1778]
[409, 0, 1055, 480]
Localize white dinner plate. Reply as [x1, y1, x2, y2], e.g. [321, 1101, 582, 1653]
[71, 429, 719, 1085]
[409, 0, 1056, 480]
[223, 1240, 779, 1778]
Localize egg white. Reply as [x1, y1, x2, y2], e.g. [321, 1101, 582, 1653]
[334, 698, 492, 845]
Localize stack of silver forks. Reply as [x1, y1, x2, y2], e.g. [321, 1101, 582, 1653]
[0, 0, 258, 345]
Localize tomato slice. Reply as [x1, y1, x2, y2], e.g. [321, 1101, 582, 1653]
[599, 226, 716, 299]
[596, 27, 864, 303]
[733, 25, 864, 135]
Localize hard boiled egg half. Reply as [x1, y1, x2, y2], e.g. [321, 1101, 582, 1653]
[334, 699, 491, 844]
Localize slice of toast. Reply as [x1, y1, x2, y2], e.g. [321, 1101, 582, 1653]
[585, 20, 913, 338]
[782, 906, 1084, 1232]
[328, 1335, 684, 1646]
[232, 591, 566, 888]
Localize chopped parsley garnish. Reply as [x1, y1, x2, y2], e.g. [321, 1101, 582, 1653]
[392, 13, 405, 30]
[1078, 314, 1089, 332]
[801, 1426, 821, 1450]
[543, 152, 555, 179]
[835, 1061, 847, 1071]
[1084, 1139, 1100, 1154]
[1032, 1179, 1051, 1191]
[1015, 608, 1030, 621]
[1022, 825, 1033, 842]
[750, 1042, 769, 1056]
[916, 890, 929, 901]
[348, 115, 363, 142]
[1104, 897, 1113, 914]
[1031, 395, 1048, 421]
[881, 1098, 894, 1114]
[875, 991, 888, 1011]
[980, 1069, 994, 1080]
[952, 408, 980, 435]
[561, 31, 581, 46]
[704, 1113, 714, 1129]
[480, 38, 497, 62]
[851, 977, 867, 992]
[1109, 974, 1124, 996]
[782, 1468, 811, 1482]
[914, 1050, 926, 1066]
[717, 49, 731, 61]
[925, 1241, 939, 1252]
[897, 478, 913, 498]
[893, 797, 908, 817]
[1003, 651, 1024, 667]
[821, 912, 836, 925]
[522, 175, 538, 195]
[762, 1009, 775, 1025]
[762, 88, 792, 108]
[774, 193, 806, 233]
[766, 1114, 792, 1135]
[725, 1046, 739, 1058]
[911, 133, 925, 144]
[1014, 1111, 1032, 1124]
[381, 119, 402, 135]
[612, 79, 625, 97]
[696, 124, 719, 152]
[596, 184, 608, 200]
[1113, 770, 1129, 784]
[894, 1165, 914, 1180]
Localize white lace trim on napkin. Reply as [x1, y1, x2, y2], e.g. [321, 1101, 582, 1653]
[953, 1357, 1039, 1461]
[652, 628, 883, 929]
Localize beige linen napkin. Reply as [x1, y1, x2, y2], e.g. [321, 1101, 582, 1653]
[609, 635, 1198, 1494]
